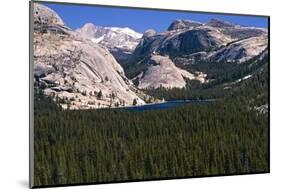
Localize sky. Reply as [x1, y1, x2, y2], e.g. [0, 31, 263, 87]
[43, 2, 268, 33]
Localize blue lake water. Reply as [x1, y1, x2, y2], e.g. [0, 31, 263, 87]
[122, 99, 215, 112]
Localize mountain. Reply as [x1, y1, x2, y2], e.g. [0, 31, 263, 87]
[167, 19, 203, 31]
[133, 26, 232, 61]
[132, 19, 267, 64]
[33, 3, 145, 109]
[76, 23, 142, 65]
[126, 19, 267, 89]
[33, 3, 268, 104]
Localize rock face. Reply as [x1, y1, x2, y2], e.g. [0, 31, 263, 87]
[33, 3, 145, 109]
[76, 23, 142, 65]
[255, 104, 268, 114]
[208, 35, 268, 62]
[134, 55, 205, 89]
[168, 19, 203, 31]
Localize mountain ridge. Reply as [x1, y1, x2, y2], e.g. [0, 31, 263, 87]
[126, 18, 267, 89]
[33, 3, 268, 109]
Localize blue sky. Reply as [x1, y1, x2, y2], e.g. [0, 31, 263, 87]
[43, 2, 268, 33]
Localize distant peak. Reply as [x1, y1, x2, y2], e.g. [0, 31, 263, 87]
[104, 27, 142, 38]
[168, 19, 203, 31]
[82, 23, 96, 29]
[77, 24, 142, 39]
[143, 29, 156, 38]
[177, 19, 202, 24]
[206, 19, 236, 28]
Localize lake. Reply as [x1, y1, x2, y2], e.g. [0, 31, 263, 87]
[122, 99, 215, 112]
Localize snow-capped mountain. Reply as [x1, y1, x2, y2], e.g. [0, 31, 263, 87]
[33, 3, 145, 109]
[33, 3, 268, 96]
[76, 23, 142, 64]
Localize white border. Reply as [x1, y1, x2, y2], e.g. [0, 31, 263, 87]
[1, 0, 281, 188]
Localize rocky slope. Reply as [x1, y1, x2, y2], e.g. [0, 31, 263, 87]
[126, 19, 267, 89]
[76, 23, 142, 65]
[33, 3, 145, 109]
[208, 35, 268, 62]
[133, 55, 206, 89]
